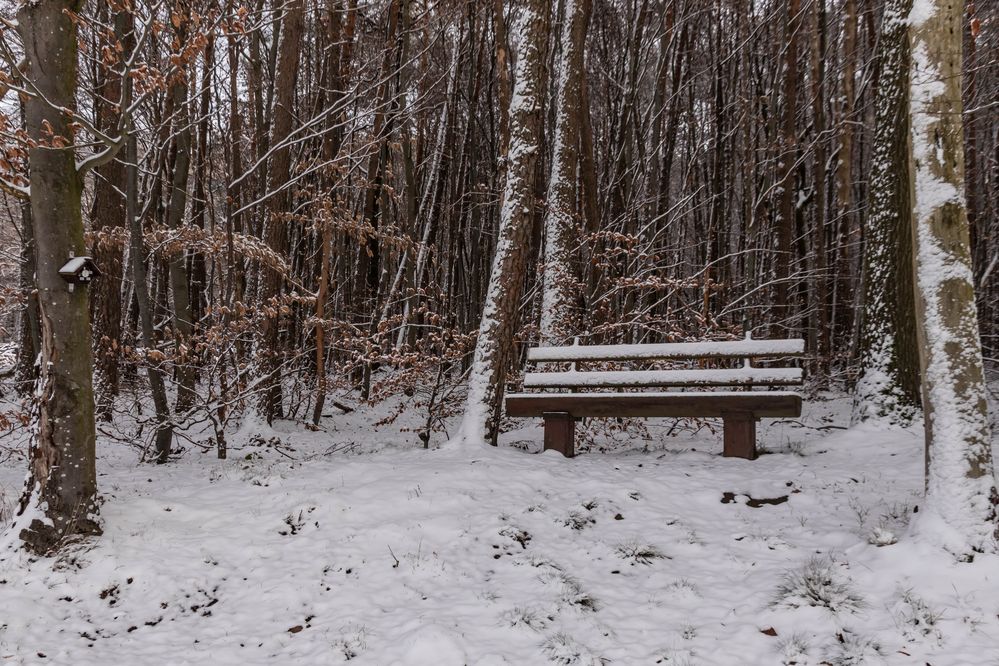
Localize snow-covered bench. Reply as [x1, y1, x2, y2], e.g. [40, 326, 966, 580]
[504, 337, 805, 459]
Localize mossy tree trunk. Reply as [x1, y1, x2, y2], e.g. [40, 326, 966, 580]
[908, 0, 998, 557]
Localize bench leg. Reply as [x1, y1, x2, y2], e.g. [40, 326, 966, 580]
[543, 412, 575, 458]
[722, 412, 757, 460]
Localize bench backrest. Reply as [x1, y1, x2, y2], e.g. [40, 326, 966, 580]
[523, 338, 805, 390]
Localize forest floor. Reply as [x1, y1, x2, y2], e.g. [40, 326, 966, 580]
[1, 391, 999, 665]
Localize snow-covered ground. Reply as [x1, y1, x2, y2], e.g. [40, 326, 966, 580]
[1, 393, 998, 665]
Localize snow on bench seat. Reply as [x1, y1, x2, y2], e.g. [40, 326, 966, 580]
[527, 339, 805, 363]
[523, 367, 804, 389]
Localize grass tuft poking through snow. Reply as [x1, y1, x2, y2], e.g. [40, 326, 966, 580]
[541, 632, 608, 665]
[777, 633, 813, 665]
[774, 557, 864, 613]
[894, 589, 944, 642]
[824, 628, 884, 666]
[615, 541, 668, 565]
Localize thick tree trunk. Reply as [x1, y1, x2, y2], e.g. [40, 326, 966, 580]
[908, 0, 998, 557]
[14, 0, 101, 553]
[852, 0, 921, 425]
[461, 1, 549, 446]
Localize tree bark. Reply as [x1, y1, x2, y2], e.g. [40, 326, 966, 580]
[461, 0, 549, 446]
[492, 0, 512, 157]
[853, 0, 921, 426]
[15, 0, 101, 553]
[834, 0, 859, 349]
[15, 190, 39, 395]
[165, 6, 197, 413]
[540, 0, 591, 345]
[257, 0, 306, 422]
[88, 3, 128, 420]
[908, 0, 998, 557]
[774, 0, 800, 328]
[121, 11, 174, 463]
[809, 0, 831, 375]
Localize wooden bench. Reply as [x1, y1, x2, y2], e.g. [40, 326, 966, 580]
[504, 337, 804, 460]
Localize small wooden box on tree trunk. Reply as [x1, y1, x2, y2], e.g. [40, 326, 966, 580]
[58, 256, 102, 287]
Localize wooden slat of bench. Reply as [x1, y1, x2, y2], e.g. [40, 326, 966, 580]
[527, 339, 806, 363]
[523, 367, 803, 389]
[505, 391, 802, 419]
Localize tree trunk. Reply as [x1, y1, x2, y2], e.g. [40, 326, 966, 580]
[15, 189, 39, 395]
[908, 0, 998, 557]
[165, 11, 197, 413]
[461, 0, 549, 446]
[257, 0, 306, 422]
[492, 0, 512, 157]
[774, 0, 799, 329]
[852, 0, 921, 426]
[14, 0, 101, 553]
[121, 11, 174, 463]
[540, 0, 591, 345]
[809, 0, 831, 376]
[834, 0, 858, 353]
[88, 3, 127, 420]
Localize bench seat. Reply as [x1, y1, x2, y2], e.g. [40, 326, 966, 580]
[505, 391, 802, 418]
[522, 368, 803, 389]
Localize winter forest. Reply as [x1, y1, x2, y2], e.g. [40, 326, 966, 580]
[0, 0, 998, 662]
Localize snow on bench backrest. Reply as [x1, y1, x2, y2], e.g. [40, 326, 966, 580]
[523, 367, 804, 389]
[527, 339, 806, 363]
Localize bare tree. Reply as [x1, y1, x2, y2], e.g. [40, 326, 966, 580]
[461, 0, 549, 446]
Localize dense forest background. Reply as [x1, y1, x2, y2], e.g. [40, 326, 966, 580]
[0, 0, 996, 452]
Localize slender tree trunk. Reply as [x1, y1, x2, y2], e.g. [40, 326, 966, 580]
[540, 0, 591, 345]
[461, 0, 549, 447]
[774, 0, 799, 329]
[908, 0, 998, 557]
[15, 190, 39, 395]
[88, 3, 127, 420]
[188, 33, 214, 384]
[165, 12, 197, 413]
[258, 0, 306, 422]
[121, 12, 174, 463]
[14, 0, 101, 553]
[834, 0, 858, 350]
[810, 0, 831, 375]
[492, 0, 512, 157]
